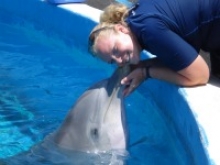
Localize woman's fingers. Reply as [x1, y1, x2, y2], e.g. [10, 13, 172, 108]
[121, 68, 146, 96]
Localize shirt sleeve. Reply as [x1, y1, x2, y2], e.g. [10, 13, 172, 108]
[140, 17, 198, 71]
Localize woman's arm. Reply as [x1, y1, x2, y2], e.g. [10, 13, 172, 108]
[149, 54, 209, 86]
[121, 54, 210, 96]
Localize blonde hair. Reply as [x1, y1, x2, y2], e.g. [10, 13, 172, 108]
[88, 3, 129, 56]
[88, 23, 116, 55]
[100, 3, 129, 24]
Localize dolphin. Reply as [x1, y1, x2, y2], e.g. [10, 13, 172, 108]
[53, 65, 130, 153]
[1, 66, 130, 165]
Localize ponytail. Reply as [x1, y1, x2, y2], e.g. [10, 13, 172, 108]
[100, 3, 129, 24]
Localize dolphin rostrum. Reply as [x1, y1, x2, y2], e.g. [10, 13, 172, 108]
[53, 65, 130, 153]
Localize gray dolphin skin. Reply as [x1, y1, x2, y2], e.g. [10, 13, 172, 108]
[53, 65, 130, 153]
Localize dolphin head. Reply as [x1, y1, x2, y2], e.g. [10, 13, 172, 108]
[53, 65, 130, 153]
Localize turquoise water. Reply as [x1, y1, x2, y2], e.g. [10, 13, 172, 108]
[0, 9, 191, 164]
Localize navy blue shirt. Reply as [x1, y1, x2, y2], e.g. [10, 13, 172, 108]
[126, 0, 220, 71]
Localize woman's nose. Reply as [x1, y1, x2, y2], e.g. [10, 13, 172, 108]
[111, 53, 130, 65]
[111, 56, 123, 65]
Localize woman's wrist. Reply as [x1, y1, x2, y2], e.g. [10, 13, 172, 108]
[145, 66, 151, 79]
[141, 66, 151, 80]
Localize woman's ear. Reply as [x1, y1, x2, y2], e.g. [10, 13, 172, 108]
[114, 24, 129, 34]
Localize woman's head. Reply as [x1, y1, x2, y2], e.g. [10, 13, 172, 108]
[88, 3, 142, 66]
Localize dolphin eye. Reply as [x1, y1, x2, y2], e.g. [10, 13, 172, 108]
[91, 128, 99, 139]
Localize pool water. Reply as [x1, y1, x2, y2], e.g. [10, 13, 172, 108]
[0, 9, 191, 165]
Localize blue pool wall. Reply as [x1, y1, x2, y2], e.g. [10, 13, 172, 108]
[0, 0, 97, 53]
[0, 0, 212, 164]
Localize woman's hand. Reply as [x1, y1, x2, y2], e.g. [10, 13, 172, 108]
[121, 67, 147, 97]
[120, 58, 156, 96]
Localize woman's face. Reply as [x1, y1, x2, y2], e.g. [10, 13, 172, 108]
[95, 25, 141, 66]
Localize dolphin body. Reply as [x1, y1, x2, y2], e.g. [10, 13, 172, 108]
[2, 66, 130, 164]
[53, 65, 130, 152]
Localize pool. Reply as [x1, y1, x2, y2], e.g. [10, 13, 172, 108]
[0, 0, 210, 165]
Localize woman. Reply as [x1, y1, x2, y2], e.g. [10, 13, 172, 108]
[88, 0, 220, 96]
